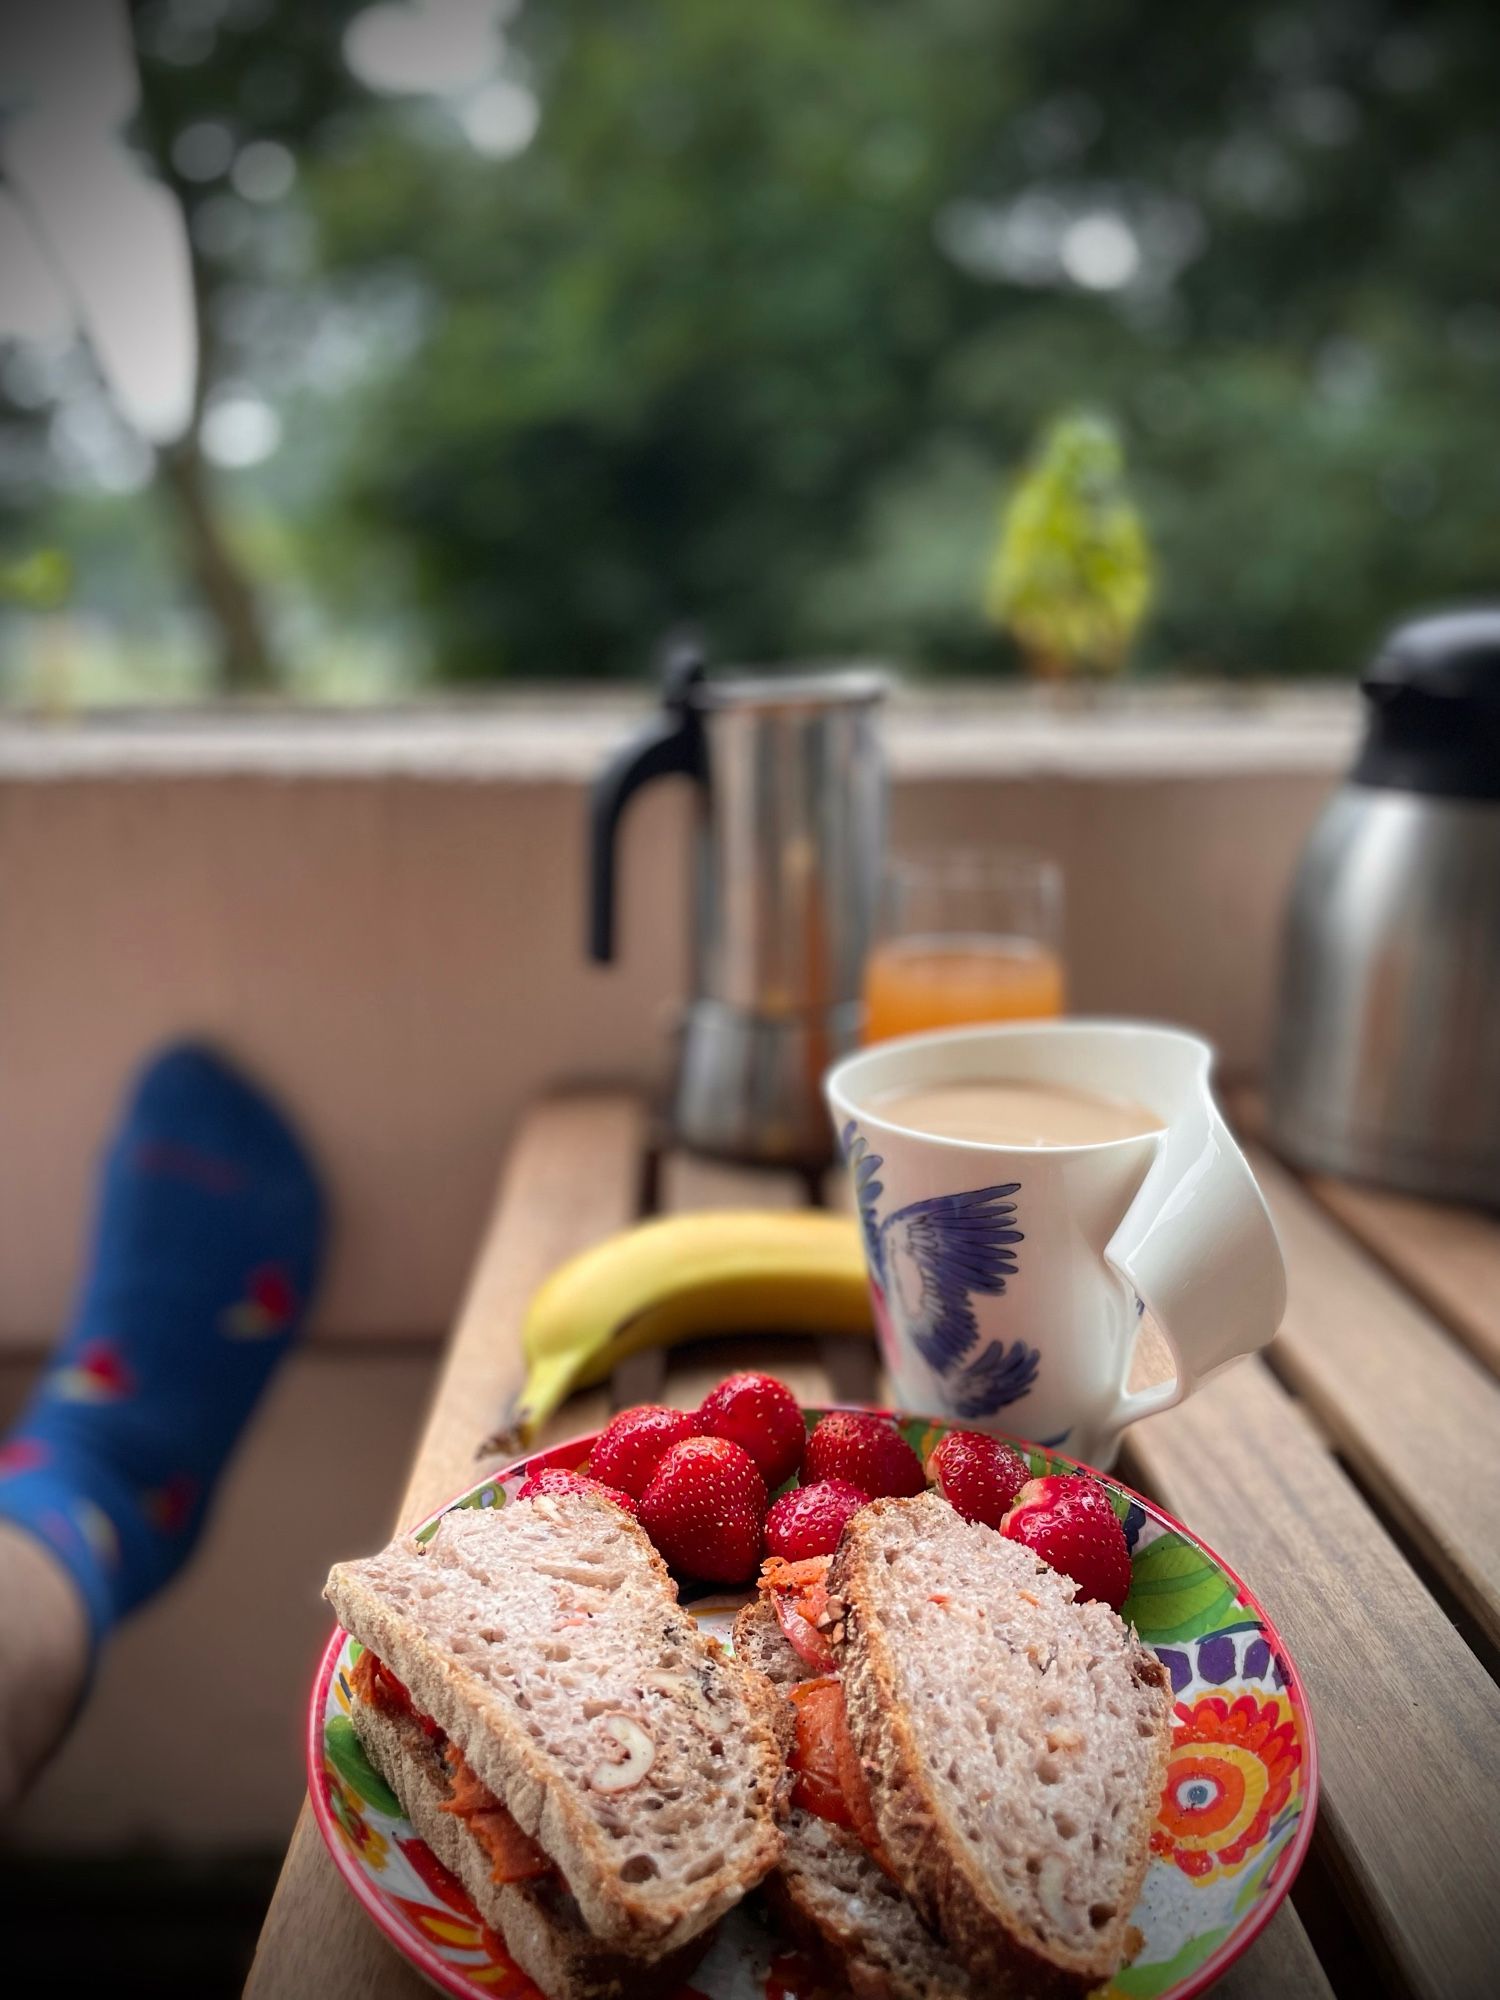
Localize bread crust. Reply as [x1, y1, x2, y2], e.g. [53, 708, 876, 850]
[325, 1492, 783, 1956]
[350, 1697, 710, 2000]
[828, 1495, 1173, 1999]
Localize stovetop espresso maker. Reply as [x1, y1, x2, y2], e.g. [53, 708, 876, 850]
[590, 646, 886, 1167]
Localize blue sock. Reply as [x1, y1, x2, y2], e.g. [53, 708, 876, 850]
[0, 1043, 324, 1652]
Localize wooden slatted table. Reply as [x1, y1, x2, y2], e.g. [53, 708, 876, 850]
[246, 1091, 1500, 2000]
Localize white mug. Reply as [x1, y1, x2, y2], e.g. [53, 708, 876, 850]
[824, 1020, 1286, 1469]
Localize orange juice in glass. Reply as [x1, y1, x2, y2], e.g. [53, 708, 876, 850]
[862, 852, 1065, 1043]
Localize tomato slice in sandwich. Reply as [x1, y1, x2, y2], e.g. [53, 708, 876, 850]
[787, 1675, 897, 1878]
[788, 1678, 852, 1827]
[761, 1556, 836, 1672]
[348, 1647, 442, 1740]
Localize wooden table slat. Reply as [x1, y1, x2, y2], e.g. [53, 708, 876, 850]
[1233, 1088, 1500, 1387]
[1202, 1904, 1336, 2000]
[397, 1092, 647, 1520]
[1124, 1358, 1500, 2000]
[246, 1092, 649, 2000]
[1247, 1141, 1500, 1651]
[656, 1150, 808, 1214]
[649, 1151, 883, 1409]
[1301, 1175, 1500, 1382]
[245, 1815, 431, 2000]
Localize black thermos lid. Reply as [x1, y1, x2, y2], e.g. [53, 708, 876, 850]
[1353, 607, 1500, 801]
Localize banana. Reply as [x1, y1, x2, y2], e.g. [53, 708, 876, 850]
[496, 1210, 873, 1450]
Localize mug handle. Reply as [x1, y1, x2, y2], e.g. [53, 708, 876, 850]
[1102, 1083, 1286, 1433]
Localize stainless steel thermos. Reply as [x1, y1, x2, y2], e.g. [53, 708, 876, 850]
[1270, 609, 1500, 1205]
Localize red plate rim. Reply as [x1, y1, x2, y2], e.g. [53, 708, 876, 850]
[308, 1408, 1319, 2000]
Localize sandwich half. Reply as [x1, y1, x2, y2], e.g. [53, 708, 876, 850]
[347, 1689, 712, 2000]
[828, 1492, 1173, 1998]
[325, 1488, 785, 1999]
[735, 1592, 978, 2000]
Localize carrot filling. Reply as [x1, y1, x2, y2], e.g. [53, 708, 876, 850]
[349, 1646, 442, 1737]
[349, 1648, 553, 1885]
[438, 1743, 553, 1883]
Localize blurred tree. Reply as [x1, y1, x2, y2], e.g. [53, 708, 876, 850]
[311, 0, 1018, 678]
[123, 0, 372, 689]
[307, 0, 1500, 680]
[0, 0, 371, 690]
[2, 0, 1498, 691]
[0, 547, 71, 611]
[985, 411, 1153, 677]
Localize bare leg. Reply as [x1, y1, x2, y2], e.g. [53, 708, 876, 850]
[0, 1522, 90, 1809]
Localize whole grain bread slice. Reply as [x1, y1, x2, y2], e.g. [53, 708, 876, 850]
[772, 1809, 980, 2000]
[732, 1598, 977, 2000]
[324, 1490, 783, 1956]
[827, 1493, 1172, 1998]
[350, 1697, 712, 2000]
[732, 1593, 814, 1691]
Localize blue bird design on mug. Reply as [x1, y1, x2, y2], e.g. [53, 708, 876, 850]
[842, 1121, 1040, 1416]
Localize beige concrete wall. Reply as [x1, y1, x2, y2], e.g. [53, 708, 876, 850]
[0, 753, 1335, 1351]
[0, 775, 689, 1348]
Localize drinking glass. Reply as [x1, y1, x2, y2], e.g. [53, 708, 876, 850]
[861, 850, 1066, 1043]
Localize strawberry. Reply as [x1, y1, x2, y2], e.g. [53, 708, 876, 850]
[927, 1431, 1030, 1529]
[639, 1435, 768, 1583]
[1000, 1473, 1132, 1612]
[764, 1478, 868, 1562]
[696, 1371, 806, 1489]
[804, 1411, 925, 1499]
[587, 1404, 698, 1499]
[516, 1465, 640, 1518]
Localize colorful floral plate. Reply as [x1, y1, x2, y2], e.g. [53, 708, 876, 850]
[309, 1410, 1317, 2000]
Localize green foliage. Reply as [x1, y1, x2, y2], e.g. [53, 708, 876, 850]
[985, 412, 1153, 676]
[0, 548, 72, 611]
[7, 0, 1500, 689]
[307, 0, 1500, 680]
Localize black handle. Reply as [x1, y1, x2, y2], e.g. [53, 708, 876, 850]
[588, 636, 707, 962]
